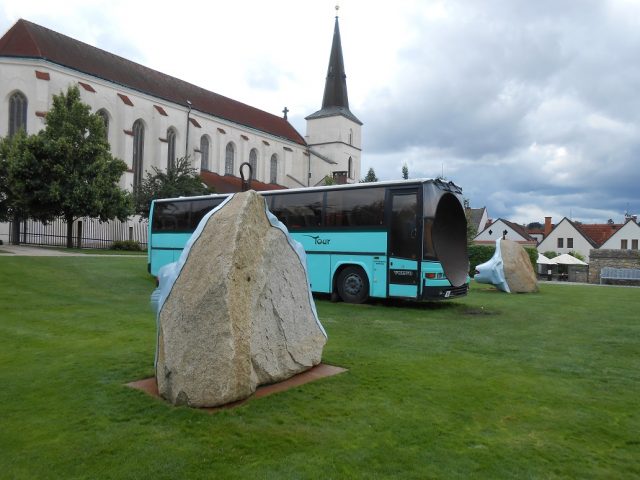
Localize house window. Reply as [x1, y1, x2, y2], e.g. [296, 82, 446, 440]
[167, 128, 177, 169]
[249, 148, 258, 180]
[132, 119, 145, 187]
[96, 109, 109, 141]
[567, 238, 573, 248]
[557, 238, 564, 248]
[632, 239, 638, 250]
[270, 154, 278, 184]
[9, 91, 28, 137]
[621, 239, 628, 249]
[200, 136, 210, 171]
[225, 142, 235, 175]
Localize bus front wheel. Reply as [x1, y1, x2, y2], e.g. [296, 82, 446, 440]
[337, 266, 369, 304]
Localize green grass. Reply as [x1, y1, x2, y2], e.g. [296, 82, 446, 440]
[0, 257, 638, 479]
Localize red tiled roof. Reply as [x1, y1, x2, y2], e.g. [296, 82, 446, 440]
[575, 223, 623, 246]
[0, 19, 306, 146]
[200, 171, 286, 194]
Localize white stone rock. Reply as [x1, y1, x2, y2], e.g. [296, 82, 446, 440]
[155, 191, 326, 407]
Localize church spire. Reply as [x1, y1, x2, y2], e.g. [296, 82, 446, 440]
[322, 15, 349, 110]
[306, 10, 361, 124]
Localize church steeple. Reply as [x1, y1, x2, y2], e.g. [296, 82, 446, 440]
[306, 13, 362, 125]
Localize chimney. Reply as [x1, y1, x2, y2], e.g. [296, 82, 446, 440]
[544, 217, 552, 236]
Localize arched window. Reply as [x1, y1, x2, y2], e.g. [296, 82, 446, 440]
[249, 148, 258, 180]
[348, 156, 353, 179]
[349, 128, 353, 145]
[167, 127, 177, 169]
[200, 135, 210, 171]
[225, 142, 235, 175]
[96, 109, 109, 141]
[9, 91, 28, 137]
[132, 120, 145, 187]
[270, 154, 278, 184]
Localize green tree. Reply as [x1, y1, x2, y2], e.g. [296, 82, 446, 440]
[133, 156, 211, 218]
[322, 174, 336, 186]
[402, 163, 409, 180]
[360, 167, 378, 183]
[39, 86, 131, 247]
[463, 198, 478, 245]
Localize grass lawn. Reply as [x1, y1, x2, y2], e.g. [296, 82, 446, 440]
[1, 257, 638, 479]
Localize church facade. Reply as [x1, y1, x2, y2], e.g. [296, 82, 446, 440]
[0, 16, 361, 245]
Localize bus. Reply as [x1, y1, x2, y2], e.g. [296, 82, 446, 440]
[148, 178, 470, 303]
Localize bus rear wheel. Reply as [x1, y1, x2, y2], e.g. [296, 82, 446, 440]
[337, 266, 369, 304]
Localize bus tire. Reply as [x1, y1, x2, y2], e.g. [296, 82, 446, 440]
[337, 266, 369, 304]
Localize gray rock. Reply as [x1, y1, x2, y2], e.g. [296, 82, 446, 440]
[156, 191, 326, 407]
[501, 240, 538, 293]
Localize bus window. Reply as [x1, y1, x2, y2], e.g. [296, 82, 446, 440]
[191, 198, 224, 229]
[324, 187, 385, 227]
[270, 191, 323, 229]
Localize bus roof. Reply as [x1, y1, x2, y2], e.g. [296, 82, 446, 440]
[152, 178, 463, 204]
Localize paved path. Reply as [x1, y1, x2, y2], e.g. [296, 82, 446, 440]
[0, 245, 143, 257]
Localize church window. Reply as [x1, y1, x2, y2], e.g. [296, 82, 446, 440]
[249, 148, 258, 180]
[96, 109, 109, 141]
[270, 154, 278, 184]
[348, 156, 353, 179]
[225, 142, 235, 175]
[200, 135, 210, 171]
[167, 127, 177, 169]
[349, 128, 353, 145]
[9, 91, 28, 137]
[132, 119, 145, 187]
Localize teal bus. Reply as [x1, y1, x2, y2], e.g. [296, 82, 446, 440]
[148, 178, 470, 303]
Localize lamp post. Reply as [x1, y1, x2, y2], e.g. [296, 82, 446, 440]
[185, 100, 192, 158]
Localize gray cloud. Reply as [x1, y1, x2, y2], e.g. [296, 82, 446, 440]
[359, 0, 640, 223]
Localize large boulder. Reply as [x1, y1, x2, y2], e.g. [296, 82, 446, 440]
[154, 191, 327, 407]
[475, 239, 538, 293]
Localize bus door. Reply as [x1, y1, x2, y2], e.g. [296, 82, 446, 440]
[387, 188, 421, 298]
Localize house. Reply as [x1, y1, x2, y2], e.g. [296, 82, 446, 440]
[0, 15, 361, 245]
[474, 218, 537, 246]
[466, 207, 488, 235]
[536, 217, 624, 262]
[599, 218, 640, 251]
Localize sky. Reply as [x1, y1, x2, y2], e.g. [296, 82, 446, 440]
[2, 0, 639, 225]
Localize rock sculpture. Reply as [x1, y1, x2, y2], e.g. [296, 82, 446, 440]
[153, 191, 327, 407]
[475, 239, 538, 293]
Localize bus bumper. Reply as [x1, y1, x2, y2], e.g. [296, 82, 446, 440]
[421, 283, 469, 300]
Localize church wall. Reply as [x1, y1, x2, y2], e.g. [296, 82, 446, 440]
[0, 57, 308, 190]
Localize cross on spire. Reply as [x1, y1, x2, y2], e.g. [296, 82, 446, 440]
[282, 106, 289, 120]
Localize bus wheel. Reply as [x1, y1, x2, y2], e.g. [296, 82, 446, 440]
[337, 266, 369, 304]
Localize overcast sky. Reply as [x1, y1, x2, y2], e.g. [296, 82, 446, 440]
[2, 0, 639, 225]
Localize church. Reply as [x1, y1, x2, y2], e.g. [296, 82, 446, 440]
[0, 14, 362, 245]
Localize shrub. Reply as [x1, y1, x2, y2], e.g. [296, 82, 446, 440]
[543, 251, 558, 259]
[110, 240, 143, 251]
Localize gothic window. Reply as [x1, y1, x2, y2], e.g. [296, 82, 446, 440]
[167, 127, 177, 169]
[349, 128, 353, 145]
[132, 119, 145, 188]
[270, 154, 278, 184]
[249, 148, 258, 180]
[200, 135, 210, 171]
[96, 109, 109, 141]
[348, 156, 353, 179]
[225, 142, 235, 175]
[9, 91, 27, 137]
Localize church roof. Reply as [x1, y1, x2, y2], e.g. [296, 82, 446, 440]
[0, 19, 306, 146]
[305, 16, 362, 125]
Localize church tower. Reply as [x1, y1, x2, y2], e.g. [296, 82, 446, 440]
[305, 10, 362, 185]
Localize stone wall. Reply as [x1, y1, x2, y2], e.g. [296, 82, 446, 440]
[588, 249, 640, 284]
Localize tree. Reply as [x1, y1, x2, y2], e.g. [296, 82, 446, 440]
[0, 132, 54, 242]
[322, 174, 336, 186]
[133, 156, 211, 218]
[360, 167, 378, 183]
[43, 86, 131, 247]
[402, 163, 409, 180]
[463, 198, 478, 245]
